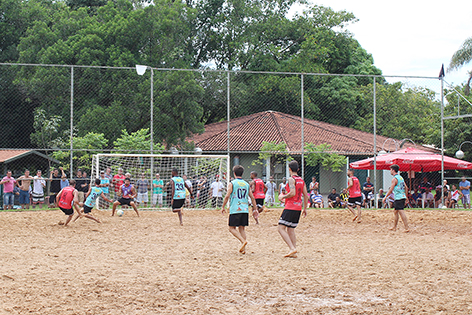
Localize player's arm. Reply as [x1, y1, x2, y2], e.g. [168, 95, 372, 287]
[280, 177, 296, 200]
[263, 183, 268, 194]
[302, 184, 309, 218]
[249, 181, 255, 192]
[221, 182, 233, 214]
[100, 191, 113, 203]
[130, 187, 137, 199]
[185, 182, 193, 197]
[248, 189, 258, 219]
[170, 179, 175, 206]
[383, 177, 398, 203]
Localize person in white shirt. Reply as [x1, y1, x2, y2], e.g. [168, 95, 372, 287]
[265, 176, 277, 207]
[32, 170, 46, 209]
[209, 175, 224, 208]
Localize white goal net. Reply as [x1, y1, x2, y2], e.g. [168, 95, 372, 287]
[91, 154, 230, 210]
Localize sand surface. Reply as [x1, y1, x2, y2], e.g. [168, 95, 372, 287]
[1, 208, 472, 314]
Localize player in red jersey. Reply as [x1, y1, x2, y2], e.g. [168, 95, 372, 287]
[55, 179, 81, 226]
[278, 161, 308, 258]
[249, 171, 267, 224]
[347, 169, 363, 223]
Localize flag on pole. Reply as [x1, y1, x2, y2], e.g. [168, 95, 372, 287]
[439, 64, 445, 78]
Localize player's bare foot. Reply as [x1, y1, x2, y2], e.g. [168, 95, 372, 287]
[284, 249, 298, 258]
[352, 215, 358, 222]
[403, 229, 410, 233]
[389, 227, 397, 231]
[239, 241, 247, 254]
[58, 221, 64, 225]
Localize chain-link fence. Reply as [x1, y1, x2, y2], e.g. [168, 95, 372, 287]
[1, 62, 470, 209]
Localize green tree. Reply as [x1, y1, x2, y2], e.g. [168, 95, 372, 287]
[252, 141, 293, 177]
[30, 108, 64, 149]
[304, 143, 346, 172]
[354, 82, 441, 144]
[113, 128, 164, 154]
[449, 36, 472, 95]
[52, 132, 108, 170]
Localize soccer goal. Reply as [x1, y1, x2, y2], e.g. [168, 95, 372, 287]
[91, 154, 230, 210]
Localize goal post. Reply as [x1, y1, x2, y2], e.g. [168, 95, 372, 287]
[91, 154, 230, 210]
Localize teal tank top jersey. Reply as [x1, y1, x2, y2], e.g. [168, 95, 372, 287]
[229, 179, 250, 215]
[172, 176, 186, 199]
[85, 186, 103, 207]
[393, 174, 406, 200]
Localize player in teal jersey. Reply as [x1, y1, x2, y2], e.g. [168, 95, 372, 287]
[74, 178, 113, 223]
[383, 164, 410, 232]
[170, 168, 193, 226]
[221, 165, 258, 254]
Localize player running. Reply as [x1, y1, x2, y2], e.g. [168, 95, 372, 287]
[75, 179, 113, 223]
[111, 177, 140, 217]
[170, 168, 193, 226]
[55, 179, 81, 226]
[221, 165, 258, 254]
[249, 171, 267, 224]
[278, 161, 308, 258]
[347, 169, 363, 223]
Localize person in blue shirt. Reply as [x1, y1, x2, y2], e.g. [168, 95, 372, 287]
[221, 165, 258, 254]
[383, 164, 410, 232]
[171, 168, 193, 226]
[459, 176, 470, 209]
[75, 178, 113, 224]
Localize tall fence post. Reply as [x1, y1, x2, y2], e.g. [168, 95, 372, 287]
[373, 76, 377, 207]
[227, 71, 230, 163]
[70, 66, 74, 179]
[301, 74, 304, 180]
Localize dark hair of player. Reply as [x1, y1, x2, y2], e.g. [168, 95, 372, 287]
[288, 160, 299, 172]
[233, 165, 244, 177]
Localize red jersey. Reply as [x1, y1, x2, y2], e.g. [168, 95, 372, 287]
[58, 186, 75, 209]
[284, 175, 305, 211]
[113, 174, 125, 192]
[253, 178, 266, 199]
[349, 176, 362, 198]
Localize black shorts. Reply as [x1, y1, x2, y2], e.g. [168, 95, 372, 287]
[255, 198, 264, 209]
[348, 196, 362, 206]
[229, 213, 249, 227]
[393, 199, 406, 210]
[172, 198, 185, 210]
[278, 209, 302, 228]
[83, 205, 93, 213]
[59, 207, 73, 215]
[118, 198, 133, 206]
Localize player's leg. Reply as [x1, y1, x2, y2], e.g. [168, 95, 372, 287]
[111, 200, 121, 216]
[278, 225, 297, 257]
[64, 214, 74, 226]
[390, 210, 399, 231]
[397, 209, 409, 232]
[130, 201, 140, 217]
[355, 204, 362, 223]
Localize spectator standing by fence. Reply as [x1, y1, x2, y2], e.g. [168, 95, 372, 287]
[48, 168, 62, 207]
[17, 170, 33, 209]
[136, 173, 149, 207]
[459, 176, 470, 209]
[0, 171, 16, 210]
[32, 170, 46, 208]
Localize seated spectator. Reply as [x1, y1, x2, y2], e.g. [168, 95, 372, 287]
[410, 188, 422, 208]
[434, 186, 442, 208]
[340, 188, 349, 208]
[310, 190, 323, 208]
[327, 188, 340, 208]
[448, 184, 462, 208]
[423, 188, 434, 208]
[377, 188, 385, 208]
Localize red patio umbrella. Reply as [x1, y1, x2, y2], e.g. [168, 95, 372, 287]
[349, 147, 472, 172]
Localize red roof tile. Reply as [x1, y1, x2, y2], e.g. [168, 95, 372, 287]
[188, 111, 436, 155]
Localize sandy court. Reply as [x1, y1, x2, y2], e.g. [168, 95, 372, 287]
[1, 208, 472, 314]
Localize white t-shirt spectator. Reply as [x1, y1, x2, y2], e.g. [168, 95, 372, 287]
[210, 181, 224, 197]
[33, 176, 46, 194]
[266, 181, 276, 195]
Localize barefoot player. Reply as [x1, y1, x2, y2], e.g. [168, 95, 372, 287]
[170, 168, 192, 226]
[221, 165, 258, 254]
[278, 161, 308, 258]
[383, 164, 410, 232]
[111, 177, 140, 217]
[347, 169, 362, 223]
[74, 179, 113, 223]
[55, 179, 81, 226]
[249, 171, 267, 224]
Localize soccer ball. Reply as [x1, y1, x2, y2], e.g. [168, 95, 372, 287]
[442, 206, 447, 209]
[116, 209, 124, 217]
